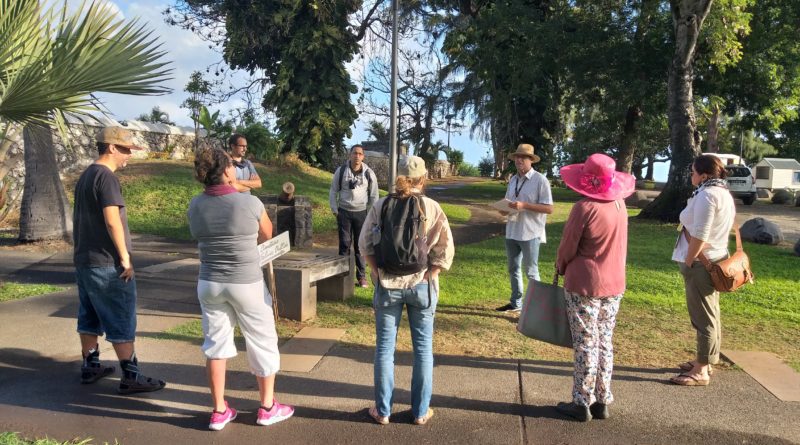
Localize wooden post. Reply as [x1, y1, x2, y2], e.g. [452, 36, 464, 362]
[268, 262, 279, 322]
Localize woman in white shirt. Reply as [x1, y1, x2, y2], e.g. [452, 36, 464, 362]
[670, 154, 735, 386]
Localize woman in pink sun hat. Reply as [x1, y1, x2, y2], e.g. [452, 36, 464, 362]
[554, 153, 635, 422]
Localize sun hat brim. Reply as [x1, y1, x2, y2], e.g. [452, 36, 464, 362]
[560, 163, 636, 201]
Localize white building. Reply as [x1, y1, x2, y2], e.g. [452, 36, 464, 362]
[754, 158, 800, 191]
[706, 152, 743, 166]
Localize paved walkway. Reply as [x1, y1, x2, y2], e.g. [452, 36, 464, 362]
[1, 240, 799, 444]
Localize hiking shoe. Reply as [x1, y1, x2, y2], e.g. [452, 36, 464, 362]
[80, 346, 115, 384]
[590, 403, 609, 420]
[556, 402, 591, 422]
[358, 278, 369, 288]
[256, 400, 294, 426]
[495, 303, 521, 313]
[208, 401, 237, 431]
[118, 353, 166, 395]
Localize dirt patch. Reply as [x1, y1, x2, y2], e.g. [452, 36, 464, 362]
[0, 235, 71, 253]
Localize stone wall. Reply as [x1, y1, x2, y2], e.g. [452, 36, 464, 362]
[331, 151, 451, 190]
[2, 116, 211, 214]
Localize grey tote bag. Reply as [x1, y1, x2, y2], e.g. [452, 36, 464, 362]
[516, 274, 573, 348]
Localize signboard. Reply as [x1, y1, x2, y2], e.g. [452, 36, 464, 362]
[258, 231, 291, 267]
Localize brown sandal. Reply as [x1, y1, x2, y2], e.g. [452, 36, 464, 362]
[678, 361, 714, 375]
[413, 408, 434, 425]
[670, 373, 710, 386]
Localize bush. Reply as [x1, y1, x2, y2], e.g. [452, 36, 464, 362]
[446, 149, 464, 173]
[238, 122, 279, 161]
[458, 162, 480, 177]
[478, 155, 494, 177]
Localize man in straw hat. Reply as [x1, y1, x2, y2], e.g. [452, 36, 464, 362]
[496, 143, 553, 312]
[72, 126, 166, 394]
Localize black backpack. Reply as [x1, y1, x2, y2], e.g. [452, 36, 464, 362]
[375, 194, 428, 276]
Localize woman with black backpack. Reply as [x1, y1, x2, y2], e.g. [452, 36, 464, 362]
[359, 156, 454, 426]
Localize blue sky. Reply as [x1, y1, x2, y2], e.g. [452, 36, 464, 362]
[96, 1, 490, 167]
[98, 1, 668, 180]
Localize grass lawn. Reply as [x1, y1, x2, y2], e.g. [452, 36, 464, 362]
[117, 159, 471, 239]
[0, 432, 93, 445]
[0, 282, 63, 302]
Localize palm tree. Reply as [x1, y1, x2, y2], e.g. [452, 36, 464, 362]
[0, 0, 171, 240]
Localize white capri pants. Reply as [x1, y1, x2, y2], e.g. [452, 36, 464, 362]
[197, 279, 280, 377]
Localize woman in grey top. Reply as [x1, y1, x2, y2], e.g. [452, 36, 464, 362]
[188, 148, 293, 431]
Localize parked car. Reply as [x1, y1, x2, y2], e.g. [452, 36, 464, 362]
[725, 164, 757, 205]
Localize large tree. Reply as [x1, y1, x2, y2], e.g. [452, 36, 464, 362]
[438, 0, 565, 177]
[640, 0, 715, 222]
[0, 0, 171, 240]
[168, 0, 385, 167]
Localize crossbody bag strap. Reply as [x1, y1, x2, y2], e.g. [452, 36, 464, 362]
[733, 225, 744, 252]
[683, 228, 714, 268]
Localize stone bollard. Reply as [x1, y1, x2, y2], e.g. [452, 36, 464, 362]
[259, 192, 313, 248]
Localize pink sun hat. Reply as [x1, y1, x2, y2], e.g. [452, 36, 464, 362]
[559, 153, 636, 201]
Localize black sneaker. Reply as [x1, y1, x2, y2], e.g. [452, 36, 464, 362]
[80, 345, 115, 384]
[495, 303, 521, 313]
[590, 403, 609, 419]
[556, 402, 591, 422]
[118, 353, 166, 395]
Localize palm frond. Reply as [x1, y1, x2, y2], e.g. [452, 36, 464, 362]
[0, 0, 173, 127]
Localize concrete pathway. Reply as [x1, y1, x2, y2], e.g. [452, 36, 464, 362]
[1, 240, 799, 444]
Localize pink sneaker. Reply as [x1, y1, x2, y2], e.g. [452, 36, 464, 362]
[208, 401, 237, 431]
[256, 400, 294, 426]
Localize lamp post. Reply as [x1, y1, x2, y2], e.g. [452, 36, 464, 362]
[388, 0, 399, 192]
[446, 114, 455, 150]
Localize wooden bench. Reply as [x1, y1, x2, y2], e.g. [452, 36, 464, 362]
[263, 251, 354, 321]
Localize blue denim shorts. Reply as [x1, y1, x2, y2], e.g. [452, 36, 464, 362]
[76, 266, 137, 343]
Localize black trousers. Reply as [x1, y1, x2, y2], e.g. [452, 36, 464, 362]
[337, 208, 367, 280]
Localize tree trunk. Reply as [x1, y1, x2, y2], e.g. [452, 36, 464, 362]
[617, 105, 642, 173]
[706, 103, 720, 152]
[18, 125, 73, 242]
[640, 0, 713, 222]
[491, 118, 505, 179]
[645, 154, 656, 180]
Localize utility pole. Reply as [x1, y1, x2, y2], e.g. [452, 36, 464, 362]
[388, 0, 399, 192]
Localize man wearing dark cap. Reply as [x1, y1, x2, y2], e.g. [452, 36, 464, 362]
[72, 126, 165, 394]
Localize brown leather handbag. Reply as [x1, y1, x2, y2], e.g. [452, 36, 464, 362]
[697, 226, 755, 292]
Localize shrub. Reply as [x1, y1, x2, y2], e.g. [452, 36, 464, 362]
[458, 162, 480, 177]
[446, 149, 464, 173]
[238, 122, 279, 161]
[478, 155, 494, 177]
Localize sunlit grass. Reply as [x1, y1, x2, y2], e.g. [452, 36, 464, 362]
[0, 432, 97, 445]
[0, 282, 63, 302]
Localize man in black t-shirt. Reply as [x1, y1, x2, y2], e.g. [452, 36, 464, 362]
[73, 126, 165, 394]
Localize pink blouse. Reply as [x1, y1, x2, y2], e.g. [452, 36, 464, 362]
[556, 198, 628, 297]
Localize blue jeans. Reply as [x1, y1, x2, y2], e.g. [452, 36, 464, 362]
[76, 265, 137, 343]
[373, 281, 438, 418]
[505, 238, 541, 308]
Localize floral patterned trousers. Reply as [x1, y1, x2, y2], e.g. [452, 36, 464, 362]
[564, 291, 623, 407]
